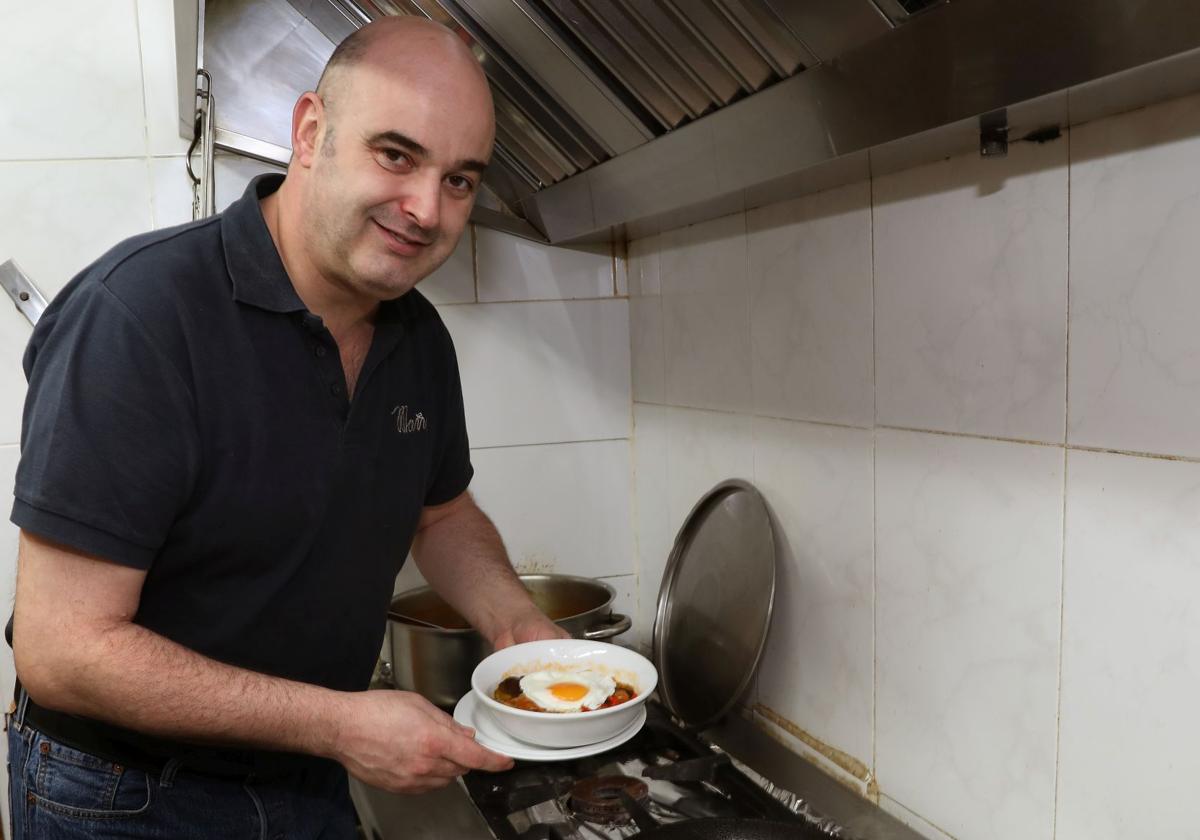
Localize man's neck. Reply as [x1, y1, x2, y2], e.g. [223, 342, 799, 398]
[260, 183, 377, 338]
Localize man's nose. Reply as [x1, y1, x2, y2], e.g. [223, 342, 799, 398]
[399, 173, 441, 233]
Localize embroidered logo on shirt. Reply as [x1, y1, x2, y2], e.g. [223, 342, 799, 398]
[392, 405, 429, 434]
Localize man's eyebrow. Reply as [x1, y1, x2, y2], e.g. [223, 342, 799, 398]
[366, 130, 488, 174]
[456, 158, 489, 174]
[366, 130, 428, 156]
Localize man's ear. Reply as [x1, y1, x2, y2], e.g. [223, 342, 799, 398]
[291, 92, 324, 168]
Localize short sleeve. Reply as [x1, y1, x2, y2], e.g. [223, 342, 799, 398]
[423, 327, 473, 506]
[11, 283, 200, 569]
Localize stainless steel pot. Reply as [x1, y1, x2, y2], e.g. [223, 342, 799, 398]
[384, 574, 632, 708]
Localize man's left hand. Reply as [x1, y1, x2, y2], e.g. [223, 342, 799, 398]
[492, 609, 570, 650]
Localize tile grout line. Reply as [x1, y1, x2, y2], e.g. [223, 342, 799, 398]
[436, 295, 626, 307]
[0, 155, 157, 165]
[470, 224, 479, 303]
[1051, 446, 1069, 840]
[469, 437, 629, 453]
[630, 401, 1200, 465]
[130, 0, 158, 228]
[741, 209, 754, 418]
[1051, 115, 1074, 840]
[868, 153, 880, 784]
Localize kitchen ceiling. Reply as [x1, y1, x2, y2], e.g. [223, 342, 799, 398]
[187, 0, 1200, 242]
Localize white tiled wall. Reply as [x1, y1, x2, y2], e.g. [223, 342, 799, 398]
[628, 91, 1200, 840]
[0, 2, 633, 834]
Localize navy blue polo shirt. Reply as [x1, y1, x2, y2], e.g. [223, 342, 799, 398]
[10, 174, 473, 766]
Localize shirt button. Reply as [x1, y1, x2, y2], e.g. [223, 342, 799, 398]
[314, 345, 327, 358]
[330, 383, 343, 397]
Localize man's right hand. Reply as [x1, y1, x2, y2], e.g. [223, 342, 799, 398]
[330, 689, 513, 794]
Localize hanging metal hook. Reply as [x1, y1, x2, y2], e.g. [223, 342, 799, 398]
[187, 69, 216, 219]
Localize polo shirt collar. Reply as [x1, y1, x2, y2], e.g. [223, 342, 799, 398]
[221, 173, 418, 324]
[222, 173, 307, 314]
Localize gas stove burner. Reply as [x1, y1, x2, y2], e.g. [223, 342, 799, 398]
[643, 752, 731, 783]
[569, 775, 650, 824]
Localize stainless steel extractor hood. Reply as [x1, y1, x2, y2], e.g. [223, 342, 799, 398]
[176, 0, 1200, 243]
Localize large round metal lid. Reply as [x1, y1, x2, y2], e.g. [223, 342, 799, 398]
[652, 479, 777, 729]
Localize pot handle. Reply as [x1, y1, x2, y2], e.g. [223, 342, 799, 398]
[580, 613, 632, 640]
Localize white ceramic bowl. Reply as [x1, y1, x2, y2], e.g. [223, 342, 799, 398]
[470, 639, 658, 748]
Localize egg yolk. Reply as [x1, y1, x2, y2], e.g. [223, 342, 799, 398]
[548, 682, 589, 702]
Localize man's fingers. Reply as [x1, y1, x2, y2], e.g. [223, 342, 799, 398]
[440, 729, 513, 772]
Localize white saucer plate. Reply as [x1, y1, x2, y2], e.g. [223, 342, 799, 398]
[453, 692, 647, 762]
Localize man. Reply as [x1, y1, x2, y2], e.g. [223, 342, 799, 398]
[5, 16, 566, 839]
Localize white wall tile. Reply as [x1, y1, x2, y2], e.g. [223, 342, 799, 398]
[628, 236, 665, 404]
[419, 229, 475, 305]
[596, 574, 636, 646]
[440, 299, 631, 448]
[154, 153, 288, 232]
[874, 142, 1068, 442]
[469, 441, 633, 579]
[1056, 450, 1200, 840]
[476, 227, 612, 302]
[137, 0, 192, 156]
[0, 1, 147, 160]
[215, 154, 287, 212]
[749, 182, 874, 428]
[0, 159, 154, 299]
[875, 429, 1062, 840]
[0, 444, 21, 840]
[614, 245, 629, 298]
[1068, 93, 1200, 458]
[752, 416, 874, 769]
[0, 303, 32, 446]
[661, 214, 753, 413]
[149, 156, 194, 229]
[878, 796, 956, 840]
[663, 406, 754, 534]
[631, 404, 671, 651]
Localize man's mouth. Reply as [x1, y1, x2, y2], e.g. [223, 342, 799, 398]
[373, 219, 432, 251]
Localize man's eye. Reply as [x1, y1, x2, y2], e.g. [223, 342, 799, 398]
[379, 149, 411, 167]
[447, 175, 475, 192]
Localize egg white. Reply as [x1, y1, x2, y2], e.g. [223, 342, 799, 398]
[518, 668, 616, 712]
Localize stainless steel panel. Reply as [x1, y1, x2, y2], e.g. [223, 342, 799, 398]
[617, 1, 739, 107]
[350, 776, 493, 840]
[661, 0, 772, 92]
[705, 713, 929, 840]
[285, 0, 363, 41]
[495, 101, 575, 182]
[206, 0, 330, 151]
[1069, 45, 1200, 129]
[406, 0, 610, 170]
[214, 127, 291, 165]
[457, 0, 653, 152]
[543, 0, 695, 127]
[530, 0, 1200, 242]
[709, 0, 813, 77]
[760, 0, 892, 63]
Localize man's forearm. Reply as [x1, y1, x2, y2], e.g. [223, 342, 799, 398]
[411, 496, 539, 646]
[20, 618, 346, 759]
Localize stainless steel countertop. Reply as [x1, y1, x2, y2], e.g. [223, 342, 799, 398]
[704, 713, 927, 840]
[350, 707, 929, 840]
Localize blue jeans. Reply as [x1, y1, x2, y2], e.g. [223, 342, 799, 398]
[5, 694, 356, 839]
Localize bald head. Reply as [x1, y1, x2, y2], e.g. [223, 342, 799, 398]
[316, 17, 491, 131]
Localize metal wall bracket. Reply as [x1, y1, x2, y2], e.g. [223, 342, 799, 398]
[0, 259, 47, 327]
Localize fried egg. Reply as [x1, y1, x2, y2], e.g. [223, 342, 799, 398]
[518, 668, 616, 712]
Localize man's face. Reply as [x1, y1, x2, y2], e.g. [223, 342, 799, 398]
[302, 63, 493, 302]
